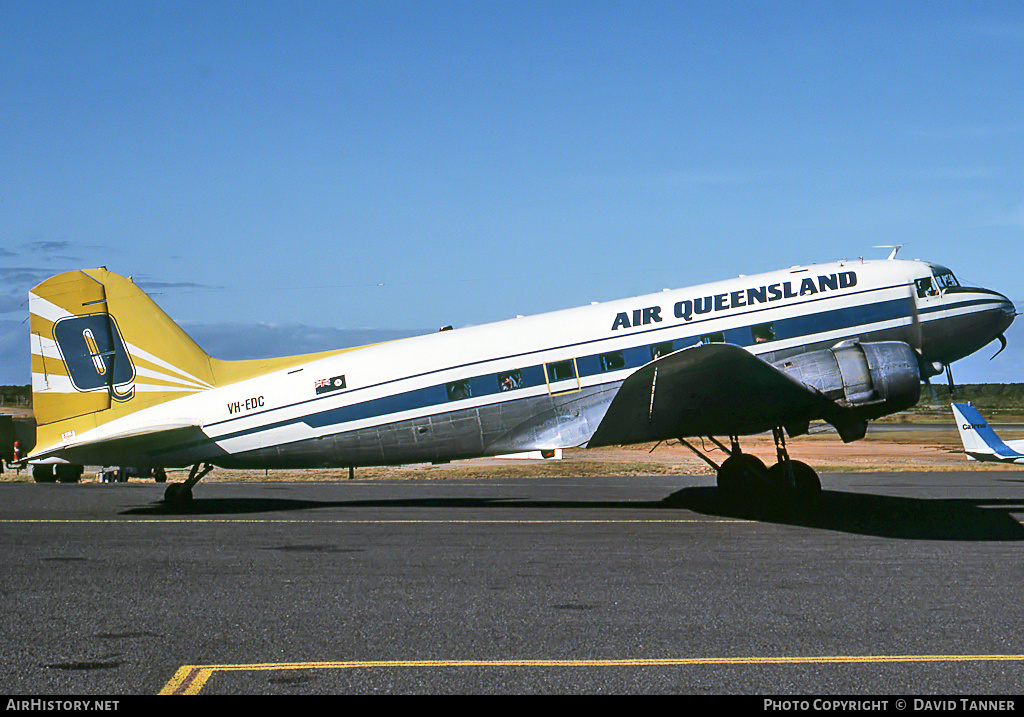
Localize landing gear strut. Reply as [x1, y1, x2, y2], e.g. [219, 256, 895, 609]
[766, 427, 821, 509]
[679, 430, 821, 512]
[163, 462, 213, 506]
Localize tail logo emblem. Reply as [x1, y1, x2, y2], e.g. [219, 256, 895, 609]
[82, 328, 107, 376]
[53, 315, 136, 402]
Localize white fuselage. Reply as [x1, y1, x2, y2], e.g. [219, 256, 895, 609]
[51, 259, 1016, 468]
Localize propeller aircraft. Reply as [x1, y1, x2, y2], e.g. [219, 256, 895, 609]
[25, 255, 1015, 509]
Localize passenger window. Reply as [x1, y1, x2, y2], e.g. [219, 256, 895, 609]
[497, 370, 523, 392]
[446, 380, 472, 401]
[701, 332, 725, 345]
[752, 322, 775, 343]
[599, 351, 625, 372]
[650, 342, 674, 360]
[546, 360, 576, 382]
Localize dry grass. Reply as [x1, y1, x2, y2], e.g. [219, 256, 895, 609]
[5, 422, 1021, 484]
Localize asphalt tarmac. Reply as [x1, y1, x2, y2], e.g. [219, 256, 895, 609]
[2, 471, 1023, 696]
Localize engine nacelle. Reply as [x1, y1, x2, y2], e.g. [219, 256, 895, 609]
[774, 341, 922, 430]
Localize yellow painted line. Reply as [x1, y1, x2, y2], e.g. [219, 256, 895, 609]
[160, 654, 1024, 695]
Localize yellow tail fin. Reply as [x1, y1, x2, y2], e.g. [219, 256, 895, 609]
[29, 269, 218, 449]
[29, 268, 346, 461]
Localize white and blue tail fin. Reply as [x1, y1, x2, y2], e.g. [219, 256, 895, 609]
[951, 402, 1024, 463]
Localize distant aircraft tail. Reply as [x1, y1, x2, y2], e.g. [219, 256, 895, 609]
[28, 268, 336, 462]
[951, 402, 1024, 463]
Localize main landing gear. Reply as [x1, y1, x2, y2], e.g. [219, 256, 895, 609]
[163, 462, 214, 507]
[679, 429, 821, 513]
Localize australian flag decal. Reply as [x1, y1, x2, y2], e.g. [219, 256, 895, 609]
[315, 375, 346, 395]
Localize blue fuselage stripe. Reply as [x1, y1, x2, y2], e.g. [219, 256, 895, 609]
[208, 290, 1004, 448]
[209, 290, 970, 445]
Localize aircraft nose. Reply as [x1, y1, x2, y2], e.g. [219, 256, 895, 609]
[933, 287, 1017, 365]
[993, 293, 1017, 334]
[978, 290, 1016, 357]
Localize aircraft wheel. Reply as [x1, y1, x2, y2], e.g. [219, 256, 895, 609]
[767, 460, 821, 510]
[717, 454, 768, 502]
[33, 465, 56, 483]
[164, 482, 193, 506]
[56, 465, 84, 483]
[154, 468, 167, 483]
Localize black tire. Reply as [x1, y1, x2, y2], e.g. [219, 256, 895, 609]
[55, 465, 84, 483]
[164, 482, 193, 505]
[789, 460, 822, 506]
[32, 465, 56, 483]
[717, 453, 768, 502]
[766, 460, 821, 511]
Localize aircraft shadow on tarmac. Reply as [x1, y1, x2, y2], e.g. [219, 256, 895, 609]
[664, 487, 1024, 541]
[122, 487, 1024, 542]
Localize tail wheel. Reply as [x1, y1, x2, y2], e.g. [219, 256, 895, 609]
[164, 483, 193, 506]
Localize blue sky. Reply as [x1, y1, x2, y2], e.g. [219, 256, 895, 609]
[2, 1, 1022, 385]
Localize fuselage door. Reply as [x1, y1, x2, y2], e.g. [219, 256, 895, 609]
[544, 358, 581, 396]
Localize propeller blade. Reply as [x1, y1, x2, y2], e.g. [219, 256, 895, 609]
[990, 333, 1008, 360]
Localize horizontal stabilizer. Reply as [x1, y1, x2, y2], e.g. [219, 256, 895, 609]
[31, 421, 212, 468]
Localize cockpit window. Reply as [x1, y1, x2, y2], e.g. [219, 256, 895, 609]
[915, 277, 936, 298]
[934, 271, 959, 290]
[917, 270, 959, 298]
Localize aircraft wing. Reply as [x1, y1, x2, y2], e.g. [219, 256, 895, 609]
[588, 343, 831, 447]
[952, 402, 1024, 464]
